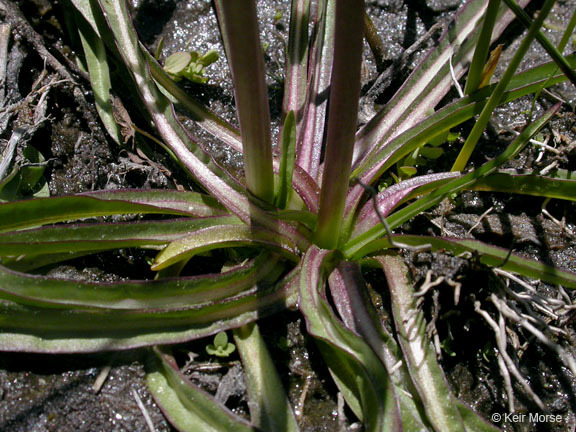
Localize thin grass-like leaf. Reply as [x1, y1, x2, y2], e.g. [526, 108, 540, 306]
[275, 111, 297, 209]
[352, 53, 576, 183]
[361, 235, 576, 288]
[214, 0, 274, 203]
[344, 53, 576, 231]
[451, 0, 556, 171]
[98, 0, 303, 243]
[345, 103, 560, 257]
[377, 253, 467, 432]
[146, 347, 254, 432]
[0, 267, 299, 352]
[0, 191, 223, 232]
[464, 0, 501, 95]
[352, 0, 528, 168]
[503, 0, 576, 87]
[152, 224, 300, 271]
[0, 189, 226, 232]
[233, 323, 300, 432]
[314, 0, 364, 249]
[352, 172, 460, 237]
[0, 253, 282, 309]
[328, 262, 430, 430]
[296, 0, 335, 178]
[0, 216, 239, 256]
[298, 246, 401, 431]
[145, 49, 320, 212]
[472, 171, 576, 201]
[283, 0, 310, 125]
[76, 9, 122, 145]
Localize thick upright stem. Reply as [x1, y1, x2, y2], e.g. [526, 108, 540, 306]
[314, 0, 364, 249]
[215, 0, 274, 203]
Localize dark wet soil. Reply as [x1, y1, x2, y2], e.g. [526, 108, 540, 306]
[0, 0, 574, 431]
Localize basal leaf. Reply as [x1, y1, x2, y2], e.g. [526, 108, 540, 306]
[360, 235, 576, 288]
[146, 347, 254, 432]
[153, 225, 300, 271]
[298, 246, 401, 432]
[0, 253, 282, 309]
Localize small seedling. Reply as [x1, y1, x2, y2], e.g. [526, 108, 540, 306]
[164, 49, 219, 83]
[206, 331, 236, 357]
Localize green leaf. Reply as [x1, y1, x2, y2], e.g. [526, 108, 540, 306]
[0, 267, 298, 352]
[233, 323, 300, 431]
[0, 144, 47, 201]
[0, 189, 227, 232]
[198, 49, 219, 66]
[298, 246, 401, 432]
[472, 171, 576, 201]
[420, 146, 444, 160]
[146, 347, 254, 432]
[452, 0, 557, 171]
[360, 235, 576, 288]
[351, 52, 576, 184]
[345, 104, 559, 258]
[0, 252, 283, 309]
[206, 331, 236, 357]
[377, 253, 468, 432]
[152, 225, 300, 271]
[275, 110, 297, 209]
[0, 216, 240, 257]
[76, 9, 122, 145]
[164, 52, 192, 75]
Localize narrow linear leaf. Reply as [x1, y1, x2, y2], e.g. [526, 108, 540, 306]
[275, 111, 297, 209]
[0, 216, 239, 256]
[451, 0, 557, 171]
[0, 253, 282, 309]
[345, 104, 560, 257]
[0, 267, 300, 353]
[152, 224, 300, 271]
[472, 171, 576, 201]
[146, 347, 254, 432]
[298, 246, 401, 432]
[145, 49, 321, 212]
[352, 172, 460, 237]
[0, 190, 227, 232]
[76, 10, 122, 145]
[352, 0, 528, 168]
[360, 235, 576, 288]
[352, 53, 576, 183]
[98, 0, 308, 247]
[464, 0, 501, 94]
[344, 54, 576, 229]
[233, 323, 300, 432]
[283, 0, 310, 123]
[296, 0, 335, 178]
[503, 0, 576, 87]
[377, 253, 467, 432]
[328, 263, 430, 430]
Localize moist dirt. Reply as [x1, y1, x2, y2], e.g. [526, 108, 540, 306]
[0, 0, 574, 431]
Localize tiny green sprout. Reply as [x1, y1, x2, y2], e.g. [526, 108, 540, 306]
[419, 146, 444, 160]
[206, 331, 236, 357]
[273, 9, 283, 23]
[440, 338, 457, 357]
[277, 336, 292, 351]
[164, 49, 219, 84]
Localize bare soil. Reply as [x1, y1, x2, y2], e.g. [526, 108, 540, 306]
[0, 0, 574, 431]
